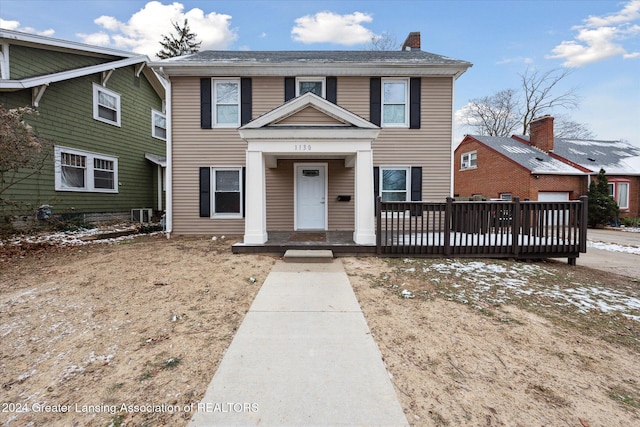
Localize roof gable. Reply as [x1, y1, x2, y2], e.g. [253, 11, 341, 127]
[241, 92, 378, 130]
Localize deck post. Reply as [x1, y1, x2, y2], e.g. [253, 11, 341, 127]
[376, 197, 382, 255]
[579, 195, 588, 253]
[444, 197, 452, 256]
[512, 197, 520, 258]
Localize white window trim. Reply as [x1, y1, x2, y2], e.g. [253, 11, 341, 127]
[54, 146, 118, 193]
[379, 166, 411, 201]
[381, 78, 409, 128]
[616, 182, 630, 210]
[296, 77, 326, 98]
[151, 109, 167, 140]
[211, 167, 243, 218]
[213, 79, 240, 128]
[500, 193, 512, 201]
[92, 83, 121, 127]
[461, 151, 477, 170]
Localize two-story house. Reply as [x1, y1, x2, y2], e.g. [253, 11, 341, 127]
[151, 32, 471, 245]
[0, 29, 166, 225]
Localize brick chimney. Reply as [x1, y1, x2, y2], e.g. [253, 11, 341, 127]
[529, 115, 554, 152]
[401, 32, 421, 51]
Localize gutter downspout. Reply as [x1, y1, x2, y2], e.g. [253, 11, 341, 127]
[165, 77, 173, 238]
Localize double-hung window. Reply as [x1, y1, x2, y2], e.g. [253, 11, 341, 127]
[152, 110, 167, 140]
[214, 79, 240, 127]
[296, 77, 325, 97]
[93, 83, 121, 126]
[212, 168, 242, 217]
[382, 79, 408, 127]
[609, 180, 630, 210]
[55, 147, 118, 193]
[380, 167, 410, 202]
[461, 151, 477, 169]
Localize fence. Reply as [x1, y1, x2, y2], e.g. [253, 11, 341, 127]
[376, 196, 588, 264]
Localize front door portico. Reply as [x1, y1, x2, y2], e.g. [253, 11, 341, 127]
[238, 93, 380, 246]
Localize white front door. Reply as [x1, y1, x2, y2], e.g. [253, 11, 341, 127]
[295, 164, 327, 230]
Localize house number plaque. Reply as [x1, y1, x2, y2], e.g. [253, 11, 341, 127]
[294, 144, 312, 152]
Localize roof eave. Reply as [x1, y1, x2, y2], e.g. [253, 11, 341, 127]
[149, 61, 472, 77]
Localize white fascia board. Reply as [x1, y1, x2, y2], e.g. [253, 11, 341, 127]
[245, 138, 373, 155]
[0, 28, 139, 58]
[239, 127, 380, 141]
[0, 56, 149, 90]
[148, 62, 471, 78]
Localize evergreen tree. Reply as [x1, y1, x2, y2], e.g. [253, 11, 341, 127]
[157, 19, 202, 59]
[587, 168, 619, 227]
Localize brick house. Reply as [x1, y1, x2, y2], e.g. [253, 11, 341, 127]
[454, 115, 640, 218]
[150, 32, 472, 244]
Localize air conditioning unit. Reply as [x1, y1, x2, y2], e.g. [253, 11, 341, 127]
[131, 208, 153, 223]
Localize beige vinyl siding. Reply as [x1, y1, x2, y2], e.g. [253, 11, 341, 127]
[375, 77, 454, 202]
[274, 106, 346, 126]
[252, 76, 285, 118]
[171, 77, 246, 234]
[170, 75, 454, 234]
[265, 159, 354, 231]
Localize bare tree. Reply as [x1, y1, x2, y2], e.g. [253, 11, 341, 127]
[368, 32, 399, 51]
[463, 89, 520, 136]
[461, 67, 590, 139]
[157, 19, 202, 59]
[553, 115, 595, 140]
[0, 104, 53, 224]
[518, 67, 580, 135]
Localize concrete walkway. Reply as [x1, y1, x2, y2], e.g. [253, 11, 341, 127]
[189, 259, 408, 427]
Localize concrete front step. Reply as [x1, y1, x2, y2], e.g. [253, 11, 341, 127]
[283, 249, 334, 263]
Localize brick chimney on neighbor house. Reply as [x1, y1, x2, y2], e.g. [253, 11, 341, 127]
[402, 32, 421, 51]
[529, 115, 555, 152]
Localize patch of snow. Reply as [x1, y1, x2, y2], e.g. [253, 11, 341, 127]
[587, 241, 640, 255]
[401, 289, 415, 299]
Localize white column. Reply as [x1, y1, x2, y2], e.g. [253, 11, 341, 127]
[243, 150, 268, 244]
[353, 149, 376, 245]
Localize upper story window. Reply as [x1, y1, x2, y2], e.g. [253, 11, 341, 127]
[380, 167, 410, 202]
[382, 79, 409, 127]
[55, 146, 118, 193]
[609, 180, 630, 210]
[214, 79, 240, 127]
[461, 151, 477, 169]
[93, 84, 121, 126]
[296, 77, 325, 97]
[152, 110, 167, 140]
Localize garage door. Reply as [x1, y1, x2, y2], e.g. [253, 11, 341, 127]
[538, 192, 569, 226]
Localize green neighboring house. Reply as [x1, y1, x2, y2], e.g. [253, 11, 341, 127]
[0, 29, 166, 226]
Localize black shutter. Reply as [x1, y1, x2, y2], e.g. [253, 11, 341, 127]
[410, 166, 422, 216]
[284, 77, 295, 101]
[373, 166, 380, 214]
[199, 167, 211, 217]
[200, 78, 212, 129]
[242, 167, 246, 218]
[240, 78, 252, 125]
[370, 78, 381, 126]
[410, 77, 421, 129]
[326, 76, 337, 103]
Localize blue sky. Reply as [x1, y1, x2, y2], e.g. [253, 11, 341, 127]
[1, 0, 639, 146]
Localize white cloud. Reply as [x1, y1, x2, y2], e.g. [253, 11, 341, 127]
[76, 1, 237, 58]
[0, 18, 54, 36]
[548, 0, 640, 67]
[291, 11, 375, 45]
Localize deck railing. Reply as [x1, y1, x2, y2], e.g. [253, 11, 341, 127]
[376, 196, 588, 264]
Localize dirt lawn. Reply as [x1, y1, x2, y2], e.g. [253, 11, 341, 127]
[1, 234, 640, 426]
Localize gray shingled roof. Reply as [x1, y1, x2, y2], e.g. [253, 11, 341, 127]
[552, 138, 640, 175]
[164, 50, 470, 66]
[471, 135, 585, 174]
